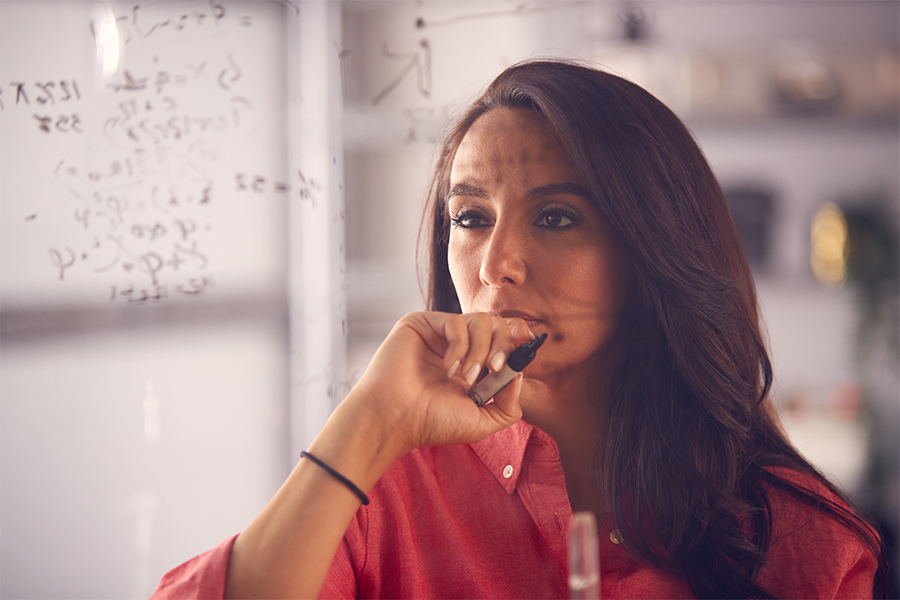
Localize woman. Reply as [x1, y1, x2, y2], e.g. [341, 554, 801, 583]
[153, 60, 885, 599]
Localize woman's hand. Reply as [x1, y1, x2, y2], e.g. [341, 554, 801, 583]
[342, 311, 535, 460]
[225, 311, 533, 600]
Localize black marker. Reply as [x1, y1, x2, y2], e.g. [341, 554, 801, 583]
[468, 333, 548, 407]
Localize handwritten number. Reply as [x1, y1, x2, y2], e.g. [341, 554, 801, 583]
[13, 83, 28, 105]
[236, 173, 285, 194]
[33, 115, 52, 133]
[59, 81, 73, 102]
[75, 208, 90, 229]
[8, 81, 78, 108]
[33, 113, 82, 134]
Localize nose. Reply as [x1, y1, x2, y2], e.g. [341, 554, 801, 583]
[479, 221, 527, 287]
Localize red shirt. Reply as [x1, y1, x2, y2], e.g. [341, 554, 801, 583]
[152, 421, 876, 599]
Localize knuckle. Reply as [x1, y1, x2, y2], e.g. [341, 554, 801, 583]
[506, 318, 533, 341]
[395, 311, 422, 333]
[505, 316, 527, 329]
[471, 312, 492, 326]
[492, 316, 511, 333]
[445, 313, 466, 333]
[466, 312, 492, 336]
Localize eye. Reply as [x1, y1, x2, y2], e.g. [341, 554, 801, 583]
[535, 205, 583, 230]
[450, 208, 491, 229]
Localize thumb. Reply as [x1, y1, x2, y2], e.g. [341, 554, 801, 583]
[481, 373, 524, 431]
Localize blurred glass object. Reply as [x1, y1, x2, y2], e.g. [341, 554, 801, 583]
[569, 512, 599, 600]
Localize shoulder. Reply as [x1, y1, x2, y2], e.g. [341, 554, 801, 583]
[756, 467, 879, 599]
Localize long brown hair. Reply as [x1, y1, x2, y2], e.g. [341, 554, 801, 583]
[422, 60, 886, 598]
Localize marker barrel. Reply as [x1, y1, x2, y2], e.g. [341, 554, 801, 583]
[468, 364, 518, 407]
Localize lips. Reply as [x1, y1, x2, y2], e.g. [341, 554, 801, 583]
[490, 310, 543, 325]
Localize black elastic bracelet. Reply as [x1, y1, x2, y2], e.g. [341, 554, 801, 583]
[300, 451, 370, 505]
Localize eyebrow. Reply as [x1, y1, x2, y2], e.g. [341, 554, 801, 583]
[525, 182, 589, 199]
[445, 183, 488, 201]
[445, 182, 588, 202]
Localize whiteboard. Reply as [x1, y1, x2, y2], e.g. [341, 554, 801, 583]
[0, 1, 290, 308]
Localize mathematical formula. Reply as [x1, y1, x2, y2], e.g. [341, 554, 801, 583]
[2, 1, 292, 304]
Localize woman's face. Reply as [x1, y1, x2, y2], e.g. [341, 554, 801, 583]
[447, 107, 630, 390]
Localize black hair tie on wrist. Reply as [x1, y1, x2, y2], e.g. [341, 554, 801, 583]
[300, 451, 370, 506]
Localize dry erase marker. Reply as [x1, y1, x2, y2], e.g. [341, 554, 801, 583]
[468, 333, 548, 407]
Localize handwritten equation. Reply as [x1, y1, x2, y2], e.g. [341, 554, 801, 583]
[1, 1, 293, 304]
[40, 144, 218, 302]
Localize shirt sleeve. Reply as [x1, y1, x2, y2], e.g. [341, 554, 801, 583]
[318, 537, 360, 599]
[150, 534, 237, 600]
[833, 539, 879, 600]
[756, 469, 879, 599]
[149, 533, 362, 600]
[150, 507, 367, 600]
[318, 505, 368, 599]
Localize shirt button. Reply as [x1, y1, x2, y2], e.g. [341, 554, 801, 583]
[502, 465, 514, 478]
[609, 529, 623, 544]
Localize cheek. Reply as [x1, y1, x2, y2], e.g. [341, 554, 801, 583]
[546, 245, 628, 354]
[539, 254, 625, 371]
[447, 236, 479, 308]
[592, 243, 629, 309]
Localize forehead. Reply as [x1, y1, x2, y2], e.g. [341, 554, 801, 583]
[450, 107, 578, 184]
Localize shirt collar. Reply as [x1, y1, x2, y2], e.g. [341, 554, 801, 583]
[470, 420, 560, 494]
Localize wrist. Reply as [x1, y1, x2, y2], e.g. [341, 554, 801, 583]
[307, 387, 411, 495]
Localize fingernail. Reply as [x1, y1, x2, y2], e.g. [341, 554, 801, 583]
[465, 363, 482, 387]
[447, 360, 460, 379]
[490, 352, 506, 372]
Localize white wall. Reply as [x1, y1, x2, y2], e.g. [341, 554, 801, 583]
[1, 313, 288, 598]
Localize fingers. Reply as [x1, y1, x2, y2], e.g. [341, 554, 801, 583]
[443, 313, 492, 387]
[441, 315, 468, 380]
[505, 317, 537, 345]
[486, 372, 524, 424]
[441, 313, 534, 389]
[384, 311, 531, 448]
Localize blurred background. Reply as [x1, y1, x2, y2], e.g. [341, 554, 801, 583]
[1, 1, 897, 598]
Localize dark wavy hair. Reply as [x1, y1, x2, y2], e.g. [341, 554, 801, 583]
[421, 60, 886, 599]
